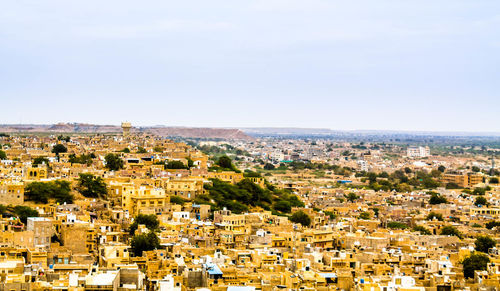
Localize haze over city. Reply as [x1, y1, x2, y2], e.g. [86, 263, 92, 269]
[1, 0, 499, 131]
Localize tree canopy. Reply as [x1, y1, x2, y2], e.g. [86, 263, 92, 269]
[52, 144, 67, 155]
[486, 221, 500, 230]
[290, 211, 311, 227]
[198, 178, 303, 215]
[130, 231, 160, 257]
[387, 221, 409, 229]
[25, 180, 73, 204]
[426, 212, 443, 221]
[440, 225, 462, 239]
[33, 156, 50, 167]
[413, 225, 431, 235]
[429, 192, 447, 205]
[216, 155, 236, 170]
[166, 160, 187, 169]
[68, 153, 94, 165]
[14, 206, 39, 224]
[136, 147, 147, 154]
[475, 235, 496, 253]
[76, 173, 107, 198]
[462, 253, 490, 279]
[346, 193, 360, 202]
[475, 196, 489, 207]
[129, 214, 159, 235]
[105, 154, 124, 171]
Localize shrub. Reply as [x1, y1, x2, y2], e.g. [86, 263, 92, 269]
[426, 212, 443, 221]
[413, 225, 431, 235]
[440, 226, 462, 239]
[290, 211, 311, 227]
[387, 221, 408, 229]
[429, 192, 447, 205]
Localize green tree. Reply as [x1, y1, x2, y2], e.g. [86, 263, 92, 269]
[243, 171, 261, 178]
[440, 225, 462, 238]
[490, 177, 499, 184]
[367, 172, 378, 184]
[57, 135, 71, 142]
[475, 196, 489, 207]
[387, 221, 408, 229]
[170, 196, 186, 205]
[471, 166, 481, 173]
[346, 193, 359, 203]
[422, 177, 440, 189]
[485, 221, 500, 230]
[290, 211, 311, 227]
[430, 169, 442, 178]
[217, 156, 234, 170]
[273, 200, 291, 213]
[136, 147, 147, 153]
[130, 231, 160, 256]
[14, 206, 39, 224]
[76, 173, 107, 198]
[324, 211, 337, 220]
[33, 157, 50, 167]
[438, 165, 446, 173]
[264, 163, 275, 170]
[445, 182, 460, 189]
[68, 154, 93, 165]
[25, 181, 73, 204]
[473, 187, 487, 196]
[129, 214, 159, 235]
[475, 235, 496, 253]
[379, 172, 389, 178]
[52, 180, 73, 203]
[429, 192, 447, 205]
[426, 212, 443, 221]
[413, 225, 431, 235]
[187, 158, 194, 168]
[166, 161, 187, 169]
[237, 179, 272, 205]
[462, 253, 490, 279]
[105, 154, 124, 171]
[51, 144, 67, 155]
[0, 205, 6, 216]
[0, 150, 6, 160]
[120, 148, 130, 153]
[359, 211, 371, 220]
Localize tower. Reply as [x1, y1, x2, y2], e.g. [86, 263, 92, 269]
[121, 122, 131, 137]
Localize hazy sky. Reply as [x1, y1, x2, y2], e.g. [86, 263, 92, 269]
[1, 0, 499, 131]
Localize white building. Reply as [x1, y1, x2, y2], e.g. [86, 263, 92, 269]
[407, 146, 430, 158]
[357, 160, 369, 171]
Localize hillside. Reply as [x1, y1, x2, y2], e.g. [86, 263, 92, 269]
[0, 123, 252, 140]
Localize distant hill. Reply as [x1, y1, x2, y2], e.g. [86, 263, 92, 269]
[0, 123, 251, 140]
[240, 127, 500, 137]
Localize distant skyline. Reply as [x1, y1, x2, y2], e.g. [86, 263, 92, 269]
[1, 0, 499, 132]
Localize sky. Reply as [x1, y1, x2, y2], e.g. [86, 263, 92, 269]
[1, 0, 499, 132]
